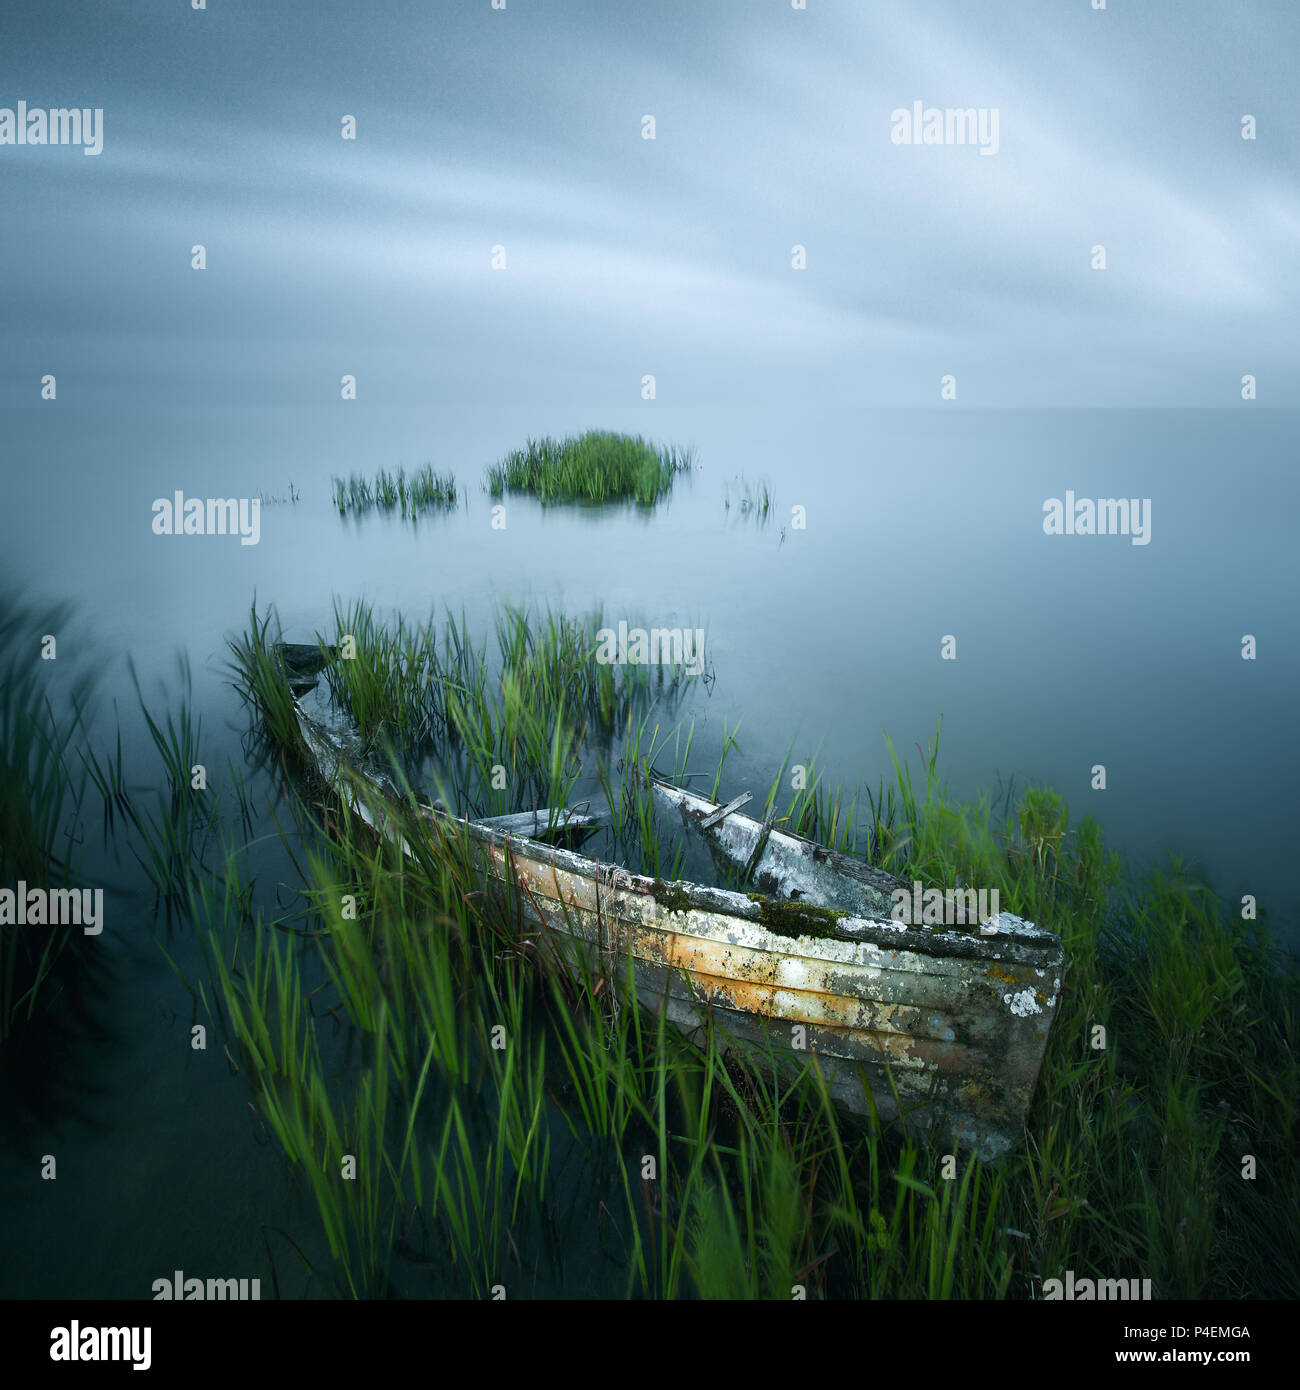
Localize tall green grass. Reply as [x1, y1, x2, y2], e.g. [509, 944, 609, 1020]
[485, 431, 694, 505]
[231, 599, 703, 846]
[331, 465, 457, 519]
[76, 653, 220, 915]
[205, 605, 1300, 1299]
[72, 597, 1282, 1301]
[225, 601, 304, 754]
[10, 582, 1293, 1300]
[855, 725, 1299, 1298]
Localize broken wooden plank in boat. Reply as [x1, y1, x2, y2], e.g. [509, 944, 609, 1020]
[279, 649, 1064, 1161]
[741, 802, 780, 886]
[700, 791, 752, 829]
[475, 806, 602, 838]
[652, 776, 912, 920]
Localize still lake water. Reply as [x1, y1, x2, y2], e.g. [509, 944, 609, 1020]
[1, 406, 1295, 1296]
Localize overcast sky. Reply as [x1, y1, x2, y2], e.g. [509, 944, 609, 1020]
[2, 0, 1296, 407]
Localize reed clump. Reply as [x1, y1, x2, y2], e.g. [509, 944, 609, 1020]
[229, 598, 703, 840]
[331, 464, 457, 519]
[485, 431, 693, 505]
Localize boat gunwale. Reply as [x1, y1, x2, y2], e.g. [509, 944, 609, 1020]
[284, 667, 1062, 970]
[274, 642, 1062, 1159]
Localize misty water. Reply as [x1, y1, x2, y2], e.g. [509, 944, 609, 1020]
[1, 404, 1295, 1296]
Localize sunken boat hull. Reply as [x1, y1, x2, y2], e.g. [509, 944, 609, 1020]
[287, 671, 1063, 1161]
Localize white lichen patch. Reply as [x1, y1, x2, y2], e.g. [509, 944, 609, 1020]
[874, 917, 912, 933]
[1003, 988, 1042, 1017]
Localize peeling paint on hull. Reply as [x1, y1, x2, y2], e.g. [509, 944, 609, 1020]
[292, 699, 1065, 1161]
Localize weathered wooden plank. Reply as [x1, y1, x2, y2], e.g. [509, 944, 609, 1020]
[638, 976, 1023, 1156]
[654, 778, 907, 917]
[474, 806, 601, 837]
[700, 791, 752, 829]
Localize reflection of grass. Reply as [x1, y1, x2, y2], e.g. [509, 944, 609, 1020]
[257, 482, 300, 505]
[723, 475, 773, 520]
[331, 465, 456, 519]
[485, 431, 693, 505]
[0, 592, 89, 1041]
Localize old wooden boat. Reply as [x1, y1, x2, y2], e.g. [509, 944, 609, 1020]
[279, 644, 1064, 1160]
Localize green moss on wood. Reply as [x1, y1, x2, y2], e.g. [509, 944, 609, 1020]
[747, 894, 848, 940]
[651, 880, 695, 914]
